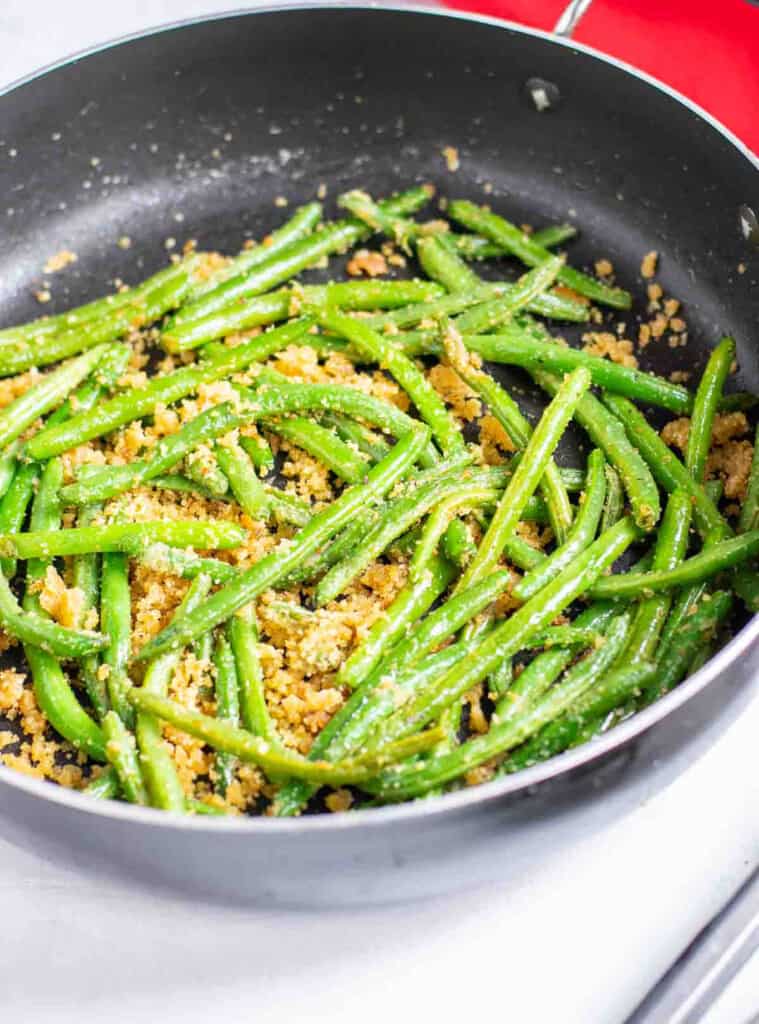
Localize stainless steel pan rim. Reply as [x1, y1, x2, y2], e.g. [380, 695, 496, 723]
[0, 2, 756, 833]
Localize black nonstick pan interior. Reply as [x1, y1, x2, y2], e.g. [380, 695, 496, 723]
[0, 6, 757, 806]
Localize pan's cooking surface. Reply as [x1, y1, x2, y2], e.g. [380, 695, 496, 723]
[0, 9, 756, 899]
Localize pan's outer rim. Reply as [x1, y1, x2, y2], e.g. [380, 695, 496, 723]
[0, 3, 757, 834]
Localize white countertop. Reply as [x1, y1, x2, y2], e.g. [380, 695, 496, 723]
[1, 4, 757, 1021]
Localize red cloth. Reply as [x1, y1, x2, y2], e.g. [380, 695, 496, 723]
[444, 0, 759, 155]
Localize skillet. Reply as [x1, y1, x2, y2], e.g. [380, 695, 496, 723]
[0, 4, 757, 905]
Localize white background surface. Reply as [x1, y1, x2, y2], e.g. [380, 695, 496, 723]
[1, 3, 758, 1022]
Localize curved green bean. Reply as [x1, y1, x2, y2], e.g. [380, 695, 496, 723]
[590, 530, 759, 599]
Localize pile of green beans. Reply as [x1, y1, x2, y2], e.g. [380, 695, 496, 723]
[0, 184, 754, 819]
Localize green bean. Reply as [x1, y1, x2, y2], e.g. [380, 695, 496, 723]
[126, 687, 436, 785]
[312, 309, 464, 458]
[0, 345, 110, 452]
[440, 517, 476, 567]
[0, 260, 198, 376]
[173, 188, 432, 325]
[72, 505, 109, 720]
[83, 765, 120, 799]
[453, 255, 569, 330]
[264, 486, 312, 528]
[535, 372, 661, 532]
[214, 441, 270, 519]
[488, 657, 514, 700]
[416, 234, 483, 292]
[363, 282, 582, 333]
[189, 799, 229, 816]
[739, 424, 759, 534]
[687, 338, 735, 482]
[643, 590, 733, 704]
[362, 516, 638, 754]
[460, 326, 698, 415]
[0, 461, 39, 577]
[127, 544, 235, 585]
[0, 520, 246, 560]
[337, 188, 421, 252]
[600, 392, 726, 538]
[164, 279, 444, 352]
[188, 202, 323, 300]
[25, 318, 312, 460]
[45, 344, 131, 428]
[454, 223, 577, 260]
[447, 200, 632, 310]
[589, 530, 759, 599]
[502, 533, 548, 572]
[239, 433, 275, 474]
[445, 330, 573, 544]
[600, 465, 624, 533]
[336, 555, 456, 691]
[227, 608, 278, 743]
[265, 417, 368, 483]
[136, 574, 212, 811]
[0, 290, 135, 349]
[100, 552, 132, 726]
[514, 449, 606, 602]
[322, 413, 390, 463]
[623, 490, 692, 663]
[136, 427, 430, 660]
[656, 526, 723, 652]
[0, 570, 106, 658]
[365, 605, 638, 800]
[705, 479, 723, 504]
[212, 630, 240, 796]
[731, 568, 759, 613]
[192, 630, 214, 666]
[140, 475, 219, 501]
[182, 446, 228, 498]
[102, 711, 148, 805]
[21, 459, 106, 761]
[364, 288, 500, 331]
[0, 442, 20, 503]
[457, 368, 590, 594]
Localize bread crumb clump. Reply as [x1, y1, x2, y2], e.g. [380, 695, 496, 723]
[641, 251, 658, 279]
[44, 249, 77, 273]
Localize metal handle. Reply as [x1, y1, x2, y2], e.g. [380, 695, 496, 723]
[626, 866, 759, 1024]
[553, 0, 595, 37]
